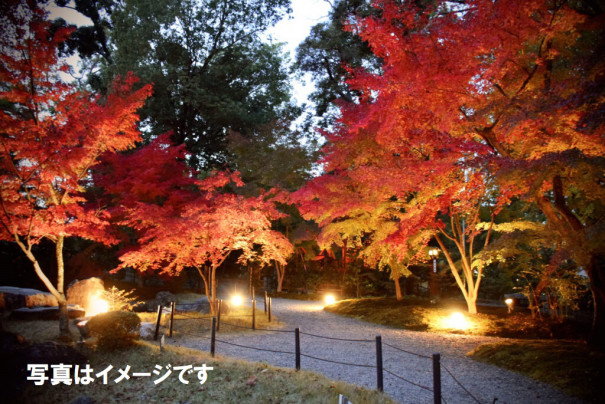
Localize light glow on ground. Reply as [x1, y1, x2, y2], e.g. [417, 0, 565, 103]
[440, 312, 472, 331]
[231, 294, 244, 307]
[324, 294, 336, 306]
[87, 294, 109, 317]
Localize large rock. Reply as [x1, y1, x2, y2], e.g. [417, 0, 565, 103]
[0, 286, 57, 310]
[139, 322, 156, 340]
[67, 278, 104, 310]
[0, 331, 87, 401]
[155, 291, 176, 306]
[9, 305, 86, 320]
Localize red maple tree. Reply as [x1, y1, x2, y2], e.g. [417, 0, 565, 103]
[296, 0, 604, 340]
[0, 1, 151, 336]
[98, 134, 293, 314]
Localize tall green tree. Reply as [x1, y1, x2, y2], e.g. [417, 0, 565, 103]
[95, 0, 295, 170]
[294, 0, 379, 126]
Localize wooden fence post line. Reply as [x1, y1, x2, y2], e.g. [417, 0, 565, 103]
[295, 327, 301, 370]
[211, 317, 216, 357]
[169, 301, 175, 337]
[252, 299, 256, 330]
[154, 305, 162, 341]
[216, 299, 221, 332]
[432, 353, 442, 404]
[376, 335, 383, 392]
[268, 297, 272, 322]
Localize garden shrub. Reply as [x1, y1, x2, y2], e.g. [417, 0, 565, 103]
[87, 311, 141, 350]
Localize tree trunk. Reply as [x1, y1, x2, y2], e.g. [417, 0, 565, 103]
[14, 234, 71, 338]
[275, 261, 285, 292]
[466, 292, 478, 314]
[394, 276, 403, 301]
[196, 266, 211, 313]
[55, 235, 70, 338]
[210, 265, 218, 316]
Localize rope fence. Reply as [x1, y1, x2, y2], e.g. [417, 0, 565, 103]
[154, 299, 485, 404]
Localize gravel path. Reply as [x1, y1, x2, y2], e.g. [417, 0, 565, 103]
[172, 298, 582, 404]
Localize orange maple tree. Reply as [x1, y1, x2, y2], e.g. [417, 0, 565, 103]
[0, 1, 151, 336]
[296, 0, 604, 342]
[98, 134, 293, 314]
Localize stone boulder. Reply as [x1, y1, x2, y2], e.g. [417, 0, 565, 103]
[0, 331, 87, 401]
[146, 291, 176, 311]
[0, 286, 57, 310]
[9, 305, 86, 320]
[139, 322, 156, 340]
[155, 291, 176, 306]
[67, 278, 104, 310]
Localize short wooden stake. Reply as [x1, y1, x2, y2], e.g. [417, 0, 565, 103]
[432, 353, 442, 404]
[169, 301, 175, 337]
[216, 299, 222, 332]
[268, 297, 272, 322]
[376, 335, 383, 392]
[264, 291, 268, 314]
[154, 305, 162, 341]
[295, 327, 301, 370]
[252, 299, 256, 330]
[210, 317, 216, 357]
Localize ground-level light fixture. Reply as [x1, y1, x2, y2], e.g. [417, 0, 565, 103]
[87, 294, 109, 317]
[231, 294, 244, 307]
[505, 298, 514, 313]
[441, 312, 471, 331]
[324, 294, 336, 306]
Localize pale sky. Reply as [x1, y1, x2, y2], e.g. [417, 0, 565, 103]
[46, 0, 333, 107]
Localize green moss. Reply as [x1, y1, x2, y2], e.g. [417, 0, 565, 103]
[468, 341, 604, 403]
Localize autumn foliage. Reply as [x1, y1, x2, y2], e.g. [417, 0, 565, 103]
[295, 0, 604, 341]
[0, 0, 151, 336]
[98, 134, 293, 311]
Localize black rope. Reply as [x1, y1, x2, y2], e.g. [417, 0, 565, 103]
[254, 327, 295, 333]
[382, 341, 432, 359]
[220, 320, 254, 329]
[383, 368, 433, 392]
[442, 364, 483, 404]
[214, 338, 294, 355]
[300, 331, 374, 342]
[300, 353, 376, 368]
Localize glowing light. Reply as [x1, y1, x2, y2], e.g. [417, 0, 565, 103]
[504, 298, 513, 305]
[231, 294, 244, 307]
[87, 294, 109, 317]
[441, 312, 471, 330]
[324, 294, 336, 305]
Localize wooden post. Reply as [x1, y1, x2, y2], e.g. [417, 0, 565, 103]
[268, 297, 272, 322]
[264, 291, 268, 314]
[295, 327, 301, 370]
[432, 353, 442, 404]
[154, 305, 162, 341]
[251, 286, 255, 301]
[216, 299, 221, 332]
[252, 299, 256, 330]
[169, 301, 175, 337]
[376, 335, 383, 392]
[211, 317, 216, 357]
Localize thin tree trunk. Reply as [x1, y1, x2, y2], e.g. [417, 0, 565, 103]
[211, 265, 218, 316]
[14, 234, 70, 338]
[394, 276, 403, 301]
[275, 261, 285, 292]
[55, 235, 70, 338]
